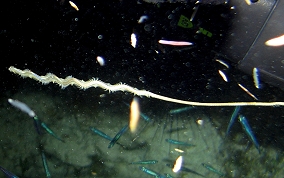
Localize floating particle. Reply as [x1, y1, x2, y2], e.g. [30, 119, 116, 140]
[265, 34, 284, 46]
[172, 156, 183, 173]
[96, 56, 105, 66]
[131, 33, 137, 48]
[138, 15, 148, 24]
[253, 68, 260, 89]
[218, 70, 228, 82]
[158, 40, 193, 46]
[196, 119, 204, 125]
[69, 1, 79, 11]
[129, 97, 140, 133]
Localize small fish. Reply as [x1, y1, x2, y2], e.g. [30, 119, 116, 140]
[166, 164, 204, 177]
[225, 106, 241, 138]
[130, 160, 158, 164]
[165, 139, 195, 146]
[165, 173, 174, 178]
[108, 124, 128, 148]
[41, 122, 65, 142]
[180, 166, 204, 177]
[201, 163, 224, 177]
[238, 115, 260, 153]
[90, 127, 112, 141]
[169, 106, 194, 114]
[0, 165, 19, 178]
[139, 166, 163, 177]
[41, 150, 51, 178]
[33, 116, 42, 135]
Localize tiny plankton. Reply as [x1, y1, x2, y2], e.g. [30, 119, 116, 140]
[96, 56, 105, 66]
[69, 1, 79, 11]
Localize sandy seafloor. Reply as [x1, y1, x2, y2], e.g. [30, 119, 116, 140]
[1, 85, 284, 178]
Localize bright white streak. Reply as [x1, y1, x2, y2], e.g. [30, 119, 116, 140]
[8, 99, 35, 117]
[253, 68, 260, 89]
[131, 33, 137, 48]
[158, 40, 193, 46]
[218, 70, 228, 82]
[174, 148, 184, 153]
[265, 34, 284, 46]
[238, 83, 258, 100]
[96, 56, 105, 66]
[215, 59, 229, 68]
[69, 1, 79, 11]
[129, 97, 140, 133]
[172, 156, 183, 173]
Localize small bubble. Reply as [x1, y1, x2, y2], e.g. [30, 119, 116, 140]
[144, 24, 152, 32]
[75, 18, 78, 21]
[168, 14, 173, 19]
[185, 62, 190, 67]
[98, 35, 103, 39]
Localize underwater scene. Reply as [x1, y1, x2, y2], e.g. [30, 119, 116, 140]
[1, 0, 284, 177]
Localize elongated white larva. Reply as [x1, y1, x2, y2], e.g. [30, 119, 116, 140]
[129, 97, 140, 133]
[131, 33, 137, 48]
[69, 1, 79, 11]
[253, 68, 260, 89]
[8, 99, 35, 117]
[265, 34, 284, 47]
[158, 40, 193, 46]
[172, 156, 183, 173]
[215, 59, 229, 68]
[218, 70, 228, 82]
